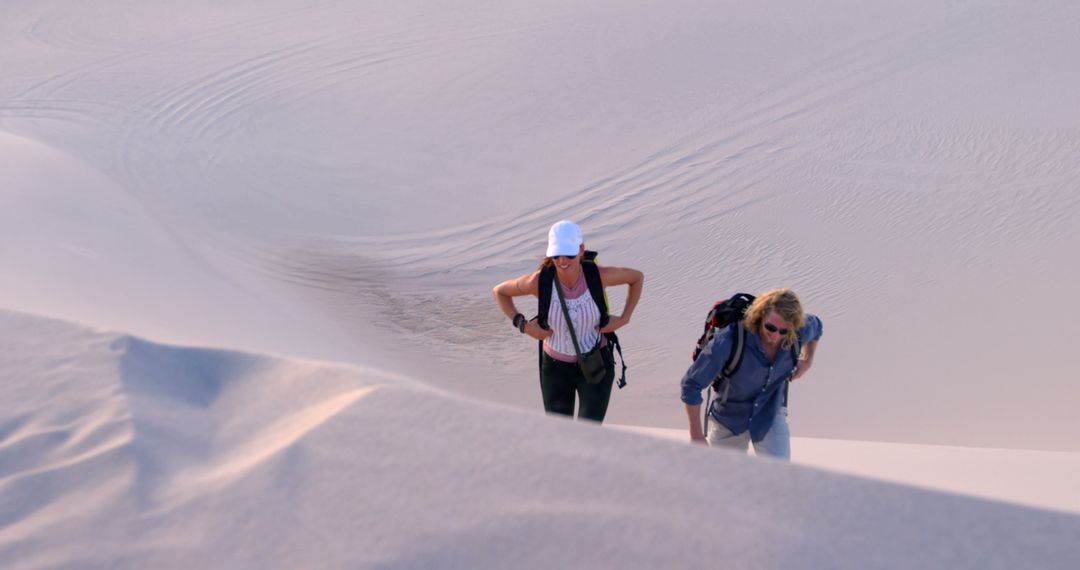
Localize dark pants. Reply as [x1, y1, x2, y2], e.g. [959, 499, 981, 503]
[539, 344, 615, 423]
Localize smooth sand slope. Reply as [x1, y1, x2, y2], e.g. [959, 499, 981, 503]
[622, 426, 1080, 515]
[2, 310, 1079, 569]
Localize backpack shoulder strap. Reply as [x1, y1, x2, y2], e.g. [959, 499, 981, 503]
[711, 322, 746, 396]
[710, 322, 745, 388]
[536, 265, 556, 329]
[723, 322, 747, 379]
[583, 251, 628, 387]
[580, 251, 609, 328]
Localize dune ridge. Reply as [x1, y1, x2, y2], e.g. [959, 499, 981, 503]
[2, 309, 1080, 568]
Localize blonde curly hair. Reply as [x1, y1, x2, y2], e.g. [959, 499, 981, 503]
[743, 288, 805, 350]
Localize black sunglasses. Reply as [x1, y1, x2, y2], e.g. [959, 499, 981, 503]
[763, 322, 790, 335]
[553, 255, 577, 260]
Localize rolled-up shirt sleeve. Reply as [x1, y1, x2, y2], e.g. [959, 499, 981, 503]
[680, 329, 732, 405]
[800, 314, 823, 342]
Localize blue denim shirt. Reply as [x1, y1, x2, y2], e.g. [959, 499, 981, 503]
[680, 315, 823, 442]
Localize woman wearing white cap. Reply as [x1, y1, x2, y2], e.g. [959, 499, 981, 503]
[493, 220, 644, 423]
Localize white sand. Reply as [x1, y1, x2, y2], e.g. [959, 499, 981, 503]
[3, 310, 1079, 568]
[2, 0, 1079, 567]
[620, 425, 1080, 515]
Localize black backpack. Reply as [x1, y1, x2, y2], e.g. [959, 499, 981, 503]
[693, 292, 799, 408]
[537, 251, 627, 388]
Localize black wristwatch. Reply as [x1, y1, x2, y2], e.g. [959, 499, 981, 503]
[512, 313, 526, 333]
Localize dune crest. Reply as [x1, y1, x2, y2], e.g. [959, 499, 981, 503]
[3, 309, 1080, 568]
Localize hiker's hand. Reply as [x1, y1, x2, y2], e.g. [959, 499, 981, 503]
[792, 358, 812, 380]
[524, 320, 553, 341]
[792, 340, 818, 380]
[690, 435, 708, 446]
[598, 314, 628, 333]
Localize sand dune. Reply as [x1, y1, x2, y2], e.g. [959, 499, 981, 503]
[3, 0, 1080, 566]
[620, 425, 1080, 515]
[4, 0, 1079, 447]
[3, 310, 1079, 568]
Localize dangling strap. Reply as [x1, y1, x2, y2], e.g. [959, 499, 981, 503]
[783, 338, 801, 407]
[585, 253, 625, 387]
[605, 332, 627, 388]
[553, 278, 591, 380]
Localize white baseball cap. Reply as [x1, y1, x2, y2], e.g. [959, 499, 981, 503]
[546, 220, 582, 257]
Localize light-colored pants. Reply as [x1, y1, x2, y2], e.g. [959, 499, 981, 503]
[707, 407, 790, 460]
